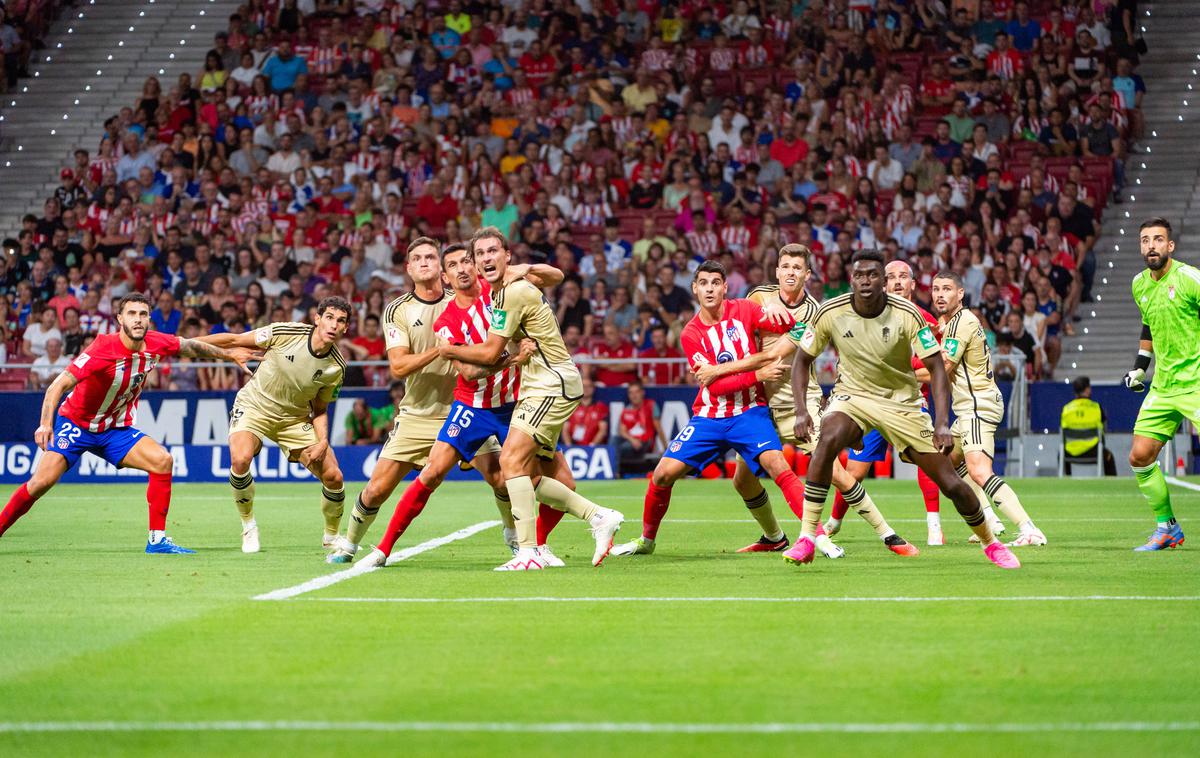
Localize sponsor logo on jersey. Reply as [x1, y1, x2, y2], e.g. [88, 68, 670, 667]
[286, 355, 294, 362]
[944, 337, 960, 356]
[312, 371, 324, 381]
[917, 326, 937, 350]
[881, 326, 891, 342]
[716, 350, 735, 363]
[491, 309, 508, 330]
[788, 323, 806, 340]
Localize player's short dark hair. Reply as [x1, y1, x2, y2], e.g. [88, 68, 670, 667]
[1139, 217, 1173, 238]
[693, 259, 726, 283]
[117, 292, 152, 314]
[316, 296, 352, 319]
[777, 243, 813, 270]
[440, 242, 469, 266]
[850, 249, 885, 268]
[406, 236, 440, 256]
[469, 226, 510, 257]
[1072, 376, 1091, 395]
[933, 271, 964, 288]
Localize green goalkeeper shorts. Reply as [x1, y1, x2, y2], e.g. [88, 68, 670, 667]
[1132, 389, 1200, 441]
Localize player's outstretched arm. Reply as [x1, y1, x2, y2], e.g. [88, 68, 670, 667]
[387, 345, 441, 380]
[503, 263, 565, 290]
[922, 353, 954, 453]
[179, 337, 258, 375]
[1124, 323, 1153, 392]
[34, 370, 78, 450]
[452, 338, 536, 381]
[194, 331, 259, 349]
[694, 339, 792, 386]
[441, 332, 507, 367]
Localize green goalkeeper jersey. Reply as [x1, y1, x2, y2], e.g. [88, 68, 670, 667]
[1132, 259, 1200, 396]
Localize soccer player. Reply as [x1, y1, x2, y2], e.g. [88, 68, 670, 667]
[825, 260, 969, 546]
[691, 245, 919, 556]
[785, 250, 1020, 569]
[199, 296, 352, 552]
[357, 244, 582, 568]
[0, 292, 254, 553]
[610, 259, 824, 559]
[439, 227, 624, 571]
[932, 271, 1046, 546]
[1125, 217, 1199, 551]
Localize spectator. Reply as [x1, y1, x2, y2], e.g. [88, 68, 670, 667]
[262, 39, 307, 92]
[616, 380, 665, 474]
[1003, 311, 1041, 379]
[563, 377, 609, 447]
[591, 323, 637, 387]
[1060, 376, 1118, 476]
[638, 324, 685, 385]
[29, 339, 69, 389]
[22, 308, 62, 359]
[151, 291, 182, 335]
[344, 397, 377, 446]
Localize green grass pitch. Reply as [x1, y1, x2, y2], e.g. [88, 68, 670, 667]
[0, 477, 1197, 756]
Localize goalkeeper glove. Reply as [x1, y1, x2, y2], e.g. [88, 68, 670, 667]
[1124, 368, 1146, 393]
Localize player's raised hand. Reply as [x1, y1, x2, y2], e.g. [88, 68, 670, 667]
[933, 423, 954, 454]
[299, 440, 329, 469]
[1123, 368, 1146, 392]
[502, 263, 530, 286]
[34, 424, 52, 451]
[755, 357, 786, 383]
[793, 410, 814, 443]
[761, 302, 790, 327]
[228, 347, 262, 376]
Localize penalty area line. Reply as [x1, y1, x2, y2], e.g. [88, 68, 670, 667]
[308, 595, 1200, 604]
[0, 720, 1196, 735]
[1167, 476, 1200, 493]
[252, 520, 500, 601]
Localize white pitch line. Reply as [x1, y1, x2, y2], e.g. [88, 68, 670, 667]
[0, 720, 1196, 735]
[310, 595, 1200, 604]
[1167, 476, 1200, 492]
[252, 520, 499, 601]
[656, 518, 1152, 524]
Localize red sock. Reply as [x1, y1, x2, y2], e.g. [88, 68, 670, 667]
[147, 472, 171, 531]
[830, 490, 850, 520]
[642, 482, 672, 540]
[536, 503, 565, 545]
[917, 468, 940, 513]
[0, 484, 37, 538]
[772, 469, 806, 521]
[377, 479, 434, 555]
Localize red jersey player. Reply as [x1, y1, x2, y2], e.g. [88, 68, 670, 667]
[611, 260, 833, 558]
[0, 293, 253, 553]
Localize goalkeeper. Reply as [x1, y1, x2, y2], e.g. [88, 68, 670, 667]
[1124, 217, 1200, 551]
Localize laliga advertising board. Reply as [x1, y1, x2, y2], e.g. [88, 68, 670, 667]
[0, 390, 630, 484]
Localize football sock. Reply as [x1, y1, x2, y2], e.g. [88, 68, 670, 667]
[917, 468, 941, 512]
[843, 481, 891, 538]
[533, 477, 599, 522]
[744, 489, 784, 542]
[507, 476, 538, 549]
[320, 485, 345, 537]
[346, 494, 380, 546]
[956, 463, 999, 526]
[983, 475, 1033, 529]
[800, 481, 830, 539]
[0, 484, 37, 538]
[830, 490, 850, 520]
[537, 503, 566, 544]
[229, 469, 255, 525]
[492, 490, 516, 529]
[1132, 462, 1175, 524]
[147, 472, 171, 532]
[927, 511, 942, 532]
[773, 468, 807, 522]
[377, 479, 434, 555]
[944, 471, 993, 545]
[642, 482, 672, 540]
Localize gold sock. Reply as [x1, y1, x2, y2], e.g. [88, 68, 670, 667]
[533, 477, 599, 522]
[345, 494, 379, 547]
[493, 490, 516, 529]
[507, 476, 538, 548]
[843, 482, 892, 538]
[801, 481, 829, 538]
[984, 476, 1033, 528]
[957, 463, 997, 524]
[229, 469, 255, 526]
[320, 485, 345, 536]
[743, 489, 784, 541]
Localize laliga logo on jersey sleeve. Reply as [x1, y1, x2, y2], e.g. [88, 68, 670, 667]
[1169, 285, 1176, 300]
[716, 351, 735, 363]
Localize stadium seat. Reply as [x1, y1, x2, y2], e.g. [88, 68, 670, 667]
[1059, 427, 1106, 477]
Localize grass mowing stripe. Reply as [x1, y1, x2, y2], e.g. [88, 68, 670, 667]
[309, 595, 1200, 604]
[252, 520, 499, 601]
[1, 720, 1197, 734]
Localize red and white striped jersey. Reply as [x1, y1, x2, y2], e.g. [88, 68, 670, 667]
[738, 43, 770, 68]
[719, 223, 753, 255]
[1020, 171, 1061, 194]
[709, 47, 736, 72]
[306, 46, 343, 75]
[686, 229, 720, 258]
[767, 17, 792, 40]
[152, 212, 177, 237]
[641, 48, 672, 72]
[61, 331, 181, 433]
[433, 279, 518, 409]
[681, 299, 794, 419]
[245, 94, 278, 119]
[506, 86, 536, 107]
[572, 201, 610, 226]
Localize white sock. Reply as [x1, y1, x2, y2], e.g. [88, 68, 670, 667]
[766, 529, 785, 542]
[149, 530, 165, 544]
[927, 512, 941, 530]
[826, 516, 842, 528]
[242, 518, 257, 532]
[879, 528, 897, 541]
[1018, 519, 1036, 533]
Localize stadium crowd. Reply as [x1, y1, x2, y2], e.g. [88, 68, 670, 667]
[0, 0, 1145, 394]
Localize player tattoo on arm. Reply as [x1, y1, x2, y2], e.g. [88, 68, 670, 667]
[179, 338, 257, 375]
[35, 370, 78, 450]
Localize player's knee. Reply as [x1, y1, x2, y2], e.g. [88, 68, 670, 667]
[151, 451, 174, 474]
[322, 468, 344, 489]
[650, 463, 677, 488]
[418, 465, 448, 488]
[498, 448, 525, 479]
[1128, 448, 1154, 468]
[230, 452, 253, 474]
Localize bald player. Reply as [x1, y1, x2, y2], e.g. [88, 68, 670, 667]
[932, 271, 1046, 547]
[785, 249, 1020, 569]
[695, 244, 919, 556]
